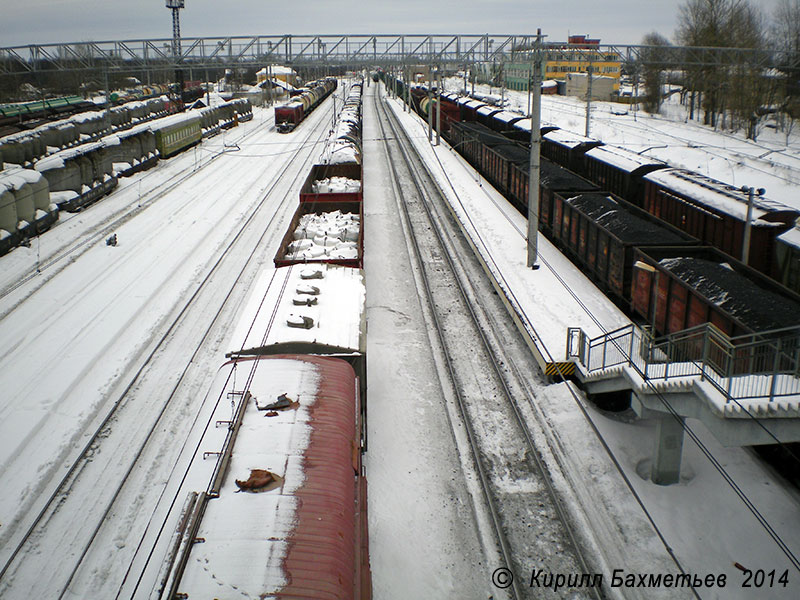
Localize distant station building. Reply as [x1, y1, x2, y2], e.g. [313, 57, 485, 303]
[505, 34, 622, 96]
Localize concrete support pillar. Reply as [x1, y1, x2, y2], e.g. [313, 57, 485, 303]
[651, 415, 685, 485]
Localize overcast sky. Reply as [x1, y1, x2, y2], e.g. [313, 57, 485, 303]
[0, 0, 787, 48]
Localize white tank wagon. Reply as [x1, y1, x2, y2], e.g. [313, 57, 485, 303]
[0, 95, 173, 171]
[70, 110, 109, 141]
[0, 167, 58, 242]
[101, 126, 157, 178]
[108, 104, 132, 128]
[0, 180, 22, 255]
[35, 142, 118, 212]
[0, 132, 43, 167]
[230, 97, 252, 122]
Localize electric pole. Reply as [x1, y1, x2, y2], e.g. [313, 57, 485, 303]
[527, 29, 545, 270]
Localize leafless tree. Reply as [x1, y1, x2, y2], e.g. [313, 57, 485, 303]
[639, 32, 671, 114]
[773, 0, 800, 54]
[677, 0, 769, 138]
[771, 1, 800, 139]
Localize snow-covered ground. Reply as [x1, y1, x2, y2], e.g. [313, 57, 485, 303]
[0, 77, 797, 600]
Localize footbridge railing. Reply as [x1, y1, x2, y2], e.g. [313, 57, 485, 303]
[567, 323, 800, 403]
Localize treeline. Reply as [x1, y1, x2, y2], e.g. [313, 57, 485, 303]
[638, 0, 800, 141]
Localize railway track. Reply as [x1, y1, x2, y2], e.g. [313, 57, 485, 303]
[0, 98, 336, 599]
[375, 87, 603, 599]
[0, 118, 273, 309]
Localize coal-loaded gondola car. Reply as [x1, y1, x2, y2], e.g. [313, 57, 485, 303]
[640, 168, 800, 279]
[155, 354, 371, 600]
[448, 121, 517, 172]
[549, 192, 698, 302]
[631, 246, 800, 340]
[150, 113, 202, 158]
[538, 158, 602, 234]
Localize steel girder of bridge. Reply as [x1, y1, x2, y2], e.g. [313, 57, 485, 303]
[1, 34, 799, 76]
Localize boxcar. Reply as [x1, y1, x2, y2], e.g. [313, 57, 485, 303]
[641, 168, 799, 278]
[485, 110, 526, 136]
[541, 129, 602, 174]
[775, 227, 800, 295]
[160, 354, 371, 600]
[581, 145, 666, 202]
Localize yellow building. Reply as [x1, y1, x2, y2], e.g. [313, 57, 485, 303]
[545, 35, 621, 92]
[504, 35, 621, 93]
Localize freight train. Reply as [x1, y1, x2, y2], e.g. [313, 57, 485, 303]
[0, 95, 97, 136]
[154, 79, 370, 600]
[274, 78, 337, 132]
[393, 78, 800, 298]
[382, 75, 800, 341]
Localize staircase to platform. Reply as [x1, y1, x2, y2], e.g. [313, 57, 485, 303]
[566, 322, 800, 484]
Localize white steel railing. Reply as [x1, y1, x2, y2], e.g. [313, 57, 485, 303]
[567, 323, 800, 403]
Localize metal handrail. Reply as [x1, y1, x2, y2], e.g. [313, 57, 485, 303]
[569, 322, 800, 403]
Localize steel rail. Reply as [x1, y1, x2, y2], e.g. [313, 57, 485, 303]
[0, 118, 271, 309]
[0, 95, 333, 598]
[375, 88, 601, 599]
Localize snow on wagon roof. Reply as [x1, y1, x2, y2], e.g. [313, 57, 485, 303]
[493, 110, 524, 124]
[228, 264, 366, 356]
[644, 167, 798, 222]
[543, 128, 599, 149]
[176, 355, 358, 598]
[584, 144, 666, 173]
[779, 222, 800, 249]
[477, 105, 501, 116]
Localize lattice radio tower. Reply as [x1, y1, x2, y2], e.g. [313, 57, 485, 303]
[165, 0, 185, 57]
